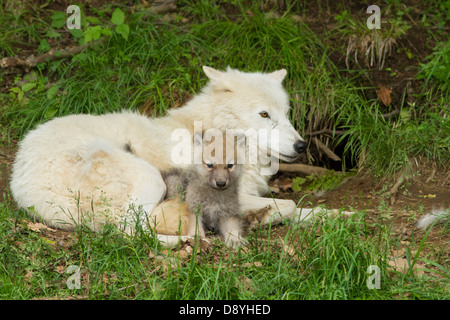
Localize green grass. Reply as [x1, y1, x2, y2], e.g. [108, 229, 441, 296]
[1, 194, 448, 300]
[417, 40, 449, 106]
[0, 0, 449, 300]
[2, 1, 446, 176]
[2, 2, 364, 139]
[1, 1, 448, 176]
[336, 100, 450, 177]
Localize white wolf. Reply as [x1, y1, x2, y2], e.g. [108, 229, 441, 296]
[416, 209, 449, 229]
[10, 66, 341, 246]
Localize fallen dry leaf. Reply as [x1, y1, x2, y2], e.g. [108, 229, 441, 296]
[269, 178, 280, 193]
[269, 185, 280, 193]
[25, 221, 57, 233]
[161, 257, 178, 273]
[279, 178, 293, 191]
[388, 248, 425, 276]
[235, 275, 255, 293]
[388, 257, 425, 276]
[55, 265, 66, 274]
[180, 237, 211, 253]
[269, 178, 293, 192]
[176, 249, 189, 259]
[377, 86, 392, 106]
[184, 246, 193, 255]
[241, 261, 263, 268]
[283, 243, 296, 257]
[24, 269, 33, 283]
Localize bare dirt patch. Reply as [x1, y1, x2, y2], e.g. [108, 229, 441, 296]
[268, 162, 449, 261]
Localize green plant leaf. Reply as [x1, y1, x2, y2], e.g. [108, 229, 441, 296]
[101, 28, 113, 36]
[111, 8, 125, 25]
[86, 16, 101, 25]
[45, 28, 61, 38]
[47, 85, 60, 100]
[39, 39, 50, 53]
[84, 25, 102, 43]
[400, 108, 411, 122]
[115, 24, 129, 40]
[69, 28, 83, 39]
[51, 11, 67, 29]
[44, 106, 59, 119]
[10, 87, 24, 102]
[21, 82, 36, 92]
[292, 177, 307, 192]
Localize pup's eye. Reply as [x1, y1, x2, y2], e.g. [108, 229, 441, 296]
[259, 111, 270, 119]
[227, 163, 234, 169]
[205, 163, 213, 169]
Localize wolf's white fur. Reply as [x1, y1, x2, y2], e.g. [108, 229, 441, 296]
[416, 209, 449, 229]
[11, 66, 336, 246]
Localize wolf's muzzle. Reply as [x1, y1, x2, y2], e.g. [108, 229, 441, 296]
[293, 140, 307, 154]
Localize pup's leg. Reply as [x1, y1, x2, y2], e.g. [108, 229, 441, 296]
[186, 213, 206, 238]
[219, 215, 244, 248]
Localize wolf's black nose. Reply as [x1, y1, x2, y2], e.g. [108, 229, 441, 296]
[293, 140, 307, 154]
[216, 181, 227, 189]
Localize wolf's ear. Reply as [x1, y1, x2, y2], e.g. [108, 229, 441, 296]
[203, 66, 224, 81]
[203, 66, 233, 92]
[268, 69, 287, 82]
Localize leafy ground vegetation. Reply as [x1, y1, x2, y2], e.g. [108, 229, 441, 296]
[0, 0, 448, 300]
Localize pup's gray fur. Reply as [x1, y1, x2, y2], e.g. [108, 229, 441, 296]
[161, 132, 245, 247]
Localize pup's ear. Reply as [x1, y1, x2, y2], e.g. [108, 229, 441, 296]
[268, 68, 287, 82]
[202, 66, 224, 81]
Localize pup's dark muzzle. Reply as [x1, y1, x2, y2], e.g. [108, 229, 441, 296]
[293, 140, 307, 154]
[215, 180, 227, 189]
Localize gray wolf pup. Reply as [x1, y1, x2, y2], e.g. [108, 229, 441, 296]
[162, 131, 245, 248]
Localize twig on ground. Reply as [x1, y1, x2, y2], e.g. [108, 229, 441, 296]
[380, 109, 400, 119]
[0, 43, 91, 72]
[148, 0, 177, 14]
[312, 137, 341, 161]
[389, 171, 406, 205]
[425, 168, 436, 184]
[442, 172, 450, 187]
[278, 163, 329, 176]
[305, 128, 347, 136]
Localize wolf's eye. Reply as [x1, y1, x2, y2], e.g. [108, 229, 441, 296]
[227, 163, 234, 169]
[259, 111, 270, 119]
